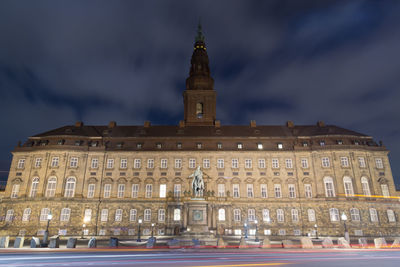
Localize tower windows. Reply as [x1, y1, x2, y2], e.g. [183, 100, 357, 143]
[196, 102, 203, 118]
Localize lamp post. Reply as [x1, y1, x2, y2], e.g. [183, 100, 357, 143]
[254, 219, 259, 242]
[81, 217, 89, 239]
[137, 218, 143, 242]
[151, 223, 155, 238]
[341, 212, 349, 243]
[314, 224, 318, 239]
[42, 211, 52, 247]
[244, 222, 248, 239]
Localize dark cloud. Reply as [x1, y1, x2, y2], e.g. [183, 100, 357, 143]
[0, 0, 399, 186]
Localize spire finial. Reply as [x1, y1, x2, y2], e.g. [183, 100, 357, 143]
[195, 19, 204, 43]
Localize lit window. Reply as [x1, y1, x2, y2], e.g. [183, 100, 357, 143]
[120, 159, 127, 169]
[234, 209, 241, 221]
[197, 143, 202, 149]
[361, 177, 371, 196]
[51, 157, 59, 167]
[117, 184, 125, 198]
[84, 209, 92, 222]
[35, 158, 42, 168]
[64, 177, 76, 198]
[272, 158, 279, 169]
[260, 184, 267, 198]
[387, 210, 396, 222]
[337, 140, 343, 145]
[301, 158, 309, 168]
[233, 184, 240, 198]
[173, 209, 180, 221]
[158, 209, 165, 222]
[308, 209, 315, 222]
[129, 209, 137, 221]
[237, 143, 243, 149]
[343, 176, 354, 197]
[324, 177, 335, 197]
[159, 184, 166, 198]
[5, 209, 14, 222]
[29, 177, 40, 198]
[285, 159, 293, 169]
[60, 208, 71, 222]
[217, 159, 224, 169]
[274, 184, 281, 198]
[277, 209, 284, 222]
[189, 158, 196, 168]
[46, 177, 57, 197]
[370, 208, 379, 222]
[232, 159, 239, 168]
[145, 184, 153, 198]
[136, 143, 142, 149]
[17, 159, 25, 169]
[320, 140, 325, 146]
[329, 208, 339, 222]
[177, 143, 182, 149]
[115, 209, 123, 222]
[91, 158, 98, 169]
[304, 184, 312, 198]
[40, 208, 50, 221]
[217, 143, 222, 149]
[175, 159, 182, 169]
[147, 159, 154, 169]
[262, 209, 270, 222]
[375, 158, 383, 169]
[245, 159, 252, 169]
[288, 184, 296, 198]
[264, 229, 271, 235]
[131, 184, 139, 198]
[381, 184, 390, 198]
[248, 209, 255, 222]
[134, 159, 141, 169]
[277, 143, 283, 149]
[218, 208, 225, 221]
[21, 208, 31, 222]
[257, 143, 263, 150]
[358, 157, 366, 168]
[161, 159, 168, 169]
[350, 208, 360, 221]
[203, 159, 210, 169]
[86, 184, 95, 198]
[144, 209, 151, 221]
[322, 157, 330, 167]
[101, 209, 108, 222]
[11, 184, 20, 198]
[217, 184, 225, 197]
[247, 184, 254, 198]
[70, 157, 78, 168]
[258, 159, 266, 169]
[103, 184, 111, 198]
[291, 209, 299, 222]
[156, 143, 162, 149]
[107, 159, 114, 169]
[340, 157, 349, 167]
[174, 184, 181, 197]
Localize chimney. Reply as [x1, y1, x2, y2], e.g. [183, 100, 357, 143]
[108, 121, 117, 128]
[75, 121, 83, 128]
[250, 120, 256, 128]
[215, 120, 221, 128]
[286, 121, 294, 128]
[144, 121, 151, 128]
[179, 120, 185, 128]
[317, 121, 325, 127]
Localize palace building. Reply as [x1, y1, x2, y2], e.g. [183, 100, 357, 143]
[1, 25, 399, 240]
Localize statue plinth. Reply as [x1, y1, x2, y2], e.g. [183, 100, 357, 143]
[187, 199, 209, 234]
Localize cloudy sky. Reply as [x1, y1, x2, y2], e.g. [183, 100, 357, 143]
[0, 0, 399, 186]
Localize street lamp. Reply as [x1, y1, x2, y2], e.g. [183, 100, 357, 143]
[81, 217, 89, 239]
[42, 211, 53, 247]
[151, 223, 155, 238]
[341, 212, 349, 243]
[314, 224, 319, 239]
[254, 219, 259, 242]
[244, 222, 248, 239]
[137, 218, 143, 242]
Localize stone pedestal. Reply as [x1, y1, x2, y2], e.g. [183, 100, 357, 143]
[186, 199, 209, 234]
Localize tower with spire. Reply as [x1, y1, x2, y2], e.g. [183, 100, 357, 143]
[183, 22, 217, 126]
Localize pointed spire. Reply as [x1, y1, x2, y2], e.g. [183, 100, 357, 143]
[195, 20, 205, 43]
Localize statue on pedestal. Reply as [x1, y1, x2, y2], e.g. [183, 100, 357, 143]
[189, 166, 204, 197]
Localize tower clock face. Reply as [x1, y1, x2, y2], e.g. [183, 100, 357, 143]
[193, 210, 203, 221]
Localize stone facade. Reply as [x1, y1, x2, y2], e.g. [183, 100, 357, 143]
[1, 25, 399, 240]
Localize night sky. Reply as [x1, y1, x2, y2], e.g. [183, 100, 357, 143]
[0, 0, 399, 186]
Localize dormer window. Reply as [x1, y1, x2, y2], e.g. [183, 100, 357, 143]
[237, 143, 243, 149]
[197, 143, 202, 149]
[137, 143, 143, 149]
[117, 142, 124, 148]
[217, 143, 222, 149]
[337, 140, 343, 145]
[156, 143, 162, 149]
[302, 141, 308, 147]
[319, 141, 325, 146]
[177, 143, 182, 149]
[40, 140, 49, 146]
[354, 140, 360, 145]
[75, 140, 82, 146]
[90, 141, 98, 147]
[277, 143, 283, 149]
[57, 140, 65, 145]
[257, 143, 263, 150]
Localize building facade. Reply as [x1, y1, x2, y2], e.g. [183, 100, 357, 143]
[1, 26, 399, 240]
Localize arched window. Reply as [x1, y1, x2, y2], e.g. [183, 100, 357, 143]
[323, 177, 335, 197]
[369, 208, 379, 222]
[115, 209, 123, 222]
[5, 209, 14, 222]
[64, 177, 76, 198]
[30, 177, 40, 198]
[343, 176, 354, 197]
[350, 208, 360, 221]
[22, 208, 31, 222]
[329, 208, 339, 221]
[40, 208, 50, 221]
[381, 184, 390, 198]
[60, 208, 71, 222]
[46, 177, 57, 197]
[218, 208, 225, 221]
[361, 177, 371, 196]
[11, 184, 20, 198]
[307, 209, 315, 222]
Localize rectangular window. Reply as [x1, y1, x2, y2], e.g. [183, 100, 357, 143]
[217, 159, 224, 169]
[308, 209, 316, 222]
[264, 229, 271, 235]
[350, 208, 360, 221]
[189, 158, 196, 169]
[258, 159, 266, 169]
[160, 159, 168, 169]
[70, 157, 78, 168]
[120, 159, 127, 169]
[301, 158, 309, 168]
[245, 159, 252, 169]
[84, 209, 92, 222]
[234, 209, 241, 222]
[304, 184, 312, 198]
[217, 184, 225, 197]
[5, 210, 14, 222]
[158, 209, 165, 222]
[285, 159, 293, 169]
[91, 158, 98, 169]
[277, 209, 284, 222]
[234, 229, 242, 236]
[174, 184, 181, 197]
[274, 184, 281, 198]
[134, 159, 141, 169]
[354, 230, 363, 236]
[51, 157, 59, 167]
[11, 184, 20, 198]
[381, 184, 390, 198]
[17, 159, 25, 169]
[232, 159, 239, 169]
[340, 157, 349, 167]
[160, 184, 166, 198]
[145, 184, 152, 198]
[175, 159, 182, 169]
[147, 159, 154, 169]
[248, 209, 255, 221]
[115, 209, 123, 222]
[144, 209, 151, 221]
[132, 184, 139, 198]
[107, 159, 114, 169]
[261, 184, 267, 198]
[370, 208, 379, 222]
[272, 158, 279, 169]
[288, 184, 296, 198]
[104, 184, 111, 198]
[262, 209, 270, 222]
[174, 209, 181, 221]
[387, 210, 396, 222]
[87, 184, 95, 198]
[247, 184, 254, 198]
[130, 209, 137, 221]
[203, 159, 210, 169]
[233, 184, 240, 198]
[291, 209, 299, 222]
[117, 184, 125, 198]
[375, 158, 383, 169]
[237, 143, 243, 149]
[22, 208, 31, 222]
[322, 157, 330, 167]
[60, 208, 71, 222]
[40, 208, 50, 221]
[35, 158, 42, 168]
[101, 209, 108, 222]
[358, 157, 366, 168]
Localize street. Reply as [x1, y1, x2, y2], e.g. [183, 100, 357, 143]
[1, 248, 400, 267]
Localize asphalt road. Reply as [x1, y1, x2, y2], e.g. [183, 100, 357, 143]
[1, 248, 400, 267]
